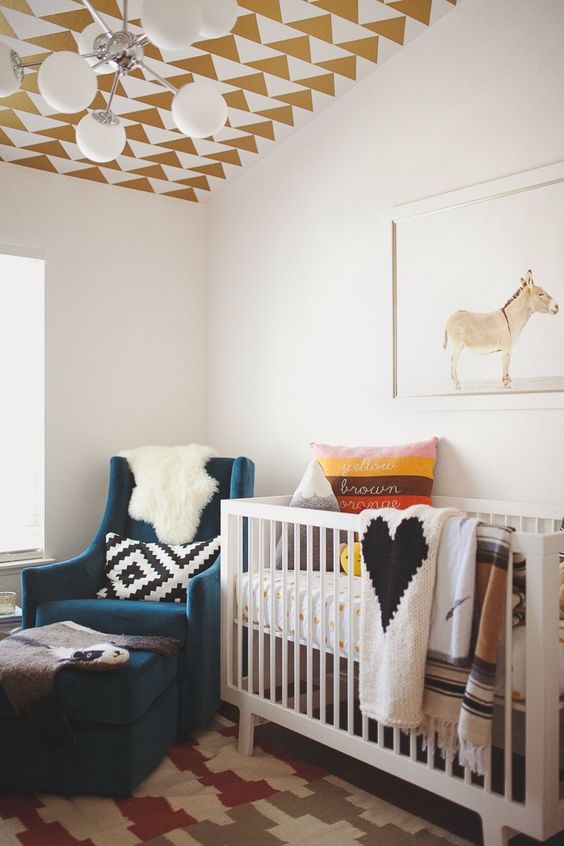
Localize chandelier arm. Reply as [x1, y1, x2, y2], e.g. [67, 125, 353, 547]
[20, 49, 99, 70]
[105, 70, 121, 115]
[20, 58, 47, 68]
[92, 57, 112, 70]
[80, 0, 113, 37]
[139, 61, 177, 94]
[130, 34, 151, 49]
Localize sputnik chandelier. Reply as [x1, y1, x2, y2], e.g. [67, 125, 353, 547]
[0, 0, 238, 163]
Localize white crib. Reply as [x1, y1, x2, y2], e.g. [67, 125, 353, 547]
[220, 495, 564, 846]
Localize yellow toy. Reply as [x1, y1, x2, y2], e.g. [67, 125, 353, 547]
[340, 541, 362, 576]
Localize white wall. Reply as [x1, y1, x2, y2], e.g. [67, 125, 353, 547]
[206, 0, 564, 505]
[2, 0, 564, 576]
[0, 163, 207, 560]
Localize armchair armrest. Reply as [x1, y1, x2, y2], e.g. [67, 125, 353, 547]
[21, 543, 105, 629]
[186, 554, 220, 617]
[182, 555, 221, 730]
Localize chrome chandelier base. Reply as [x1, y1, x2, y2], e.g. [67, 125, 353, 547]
[90, 30, 146, 76]
[91, 110, 121, 127]
[10, 50, 23, 85]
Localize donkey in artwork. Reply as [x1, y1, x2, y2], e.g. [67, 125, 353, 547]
[444, 270, 559, 390]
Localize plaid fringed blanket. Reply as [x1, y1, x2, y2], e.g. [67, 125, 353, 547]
[420, 524, 514, 775]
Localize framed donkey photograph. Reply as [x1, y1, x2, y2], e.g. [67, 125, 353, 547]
[392, 162, 564, 408]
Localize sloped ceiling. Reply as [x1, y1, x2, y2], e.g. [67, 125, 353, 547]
[0, 1, 459, 202]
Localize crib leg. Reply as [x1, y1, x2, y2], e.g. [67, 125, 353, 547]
[238, 707, 257, 756]
[481, 818, 512, 846]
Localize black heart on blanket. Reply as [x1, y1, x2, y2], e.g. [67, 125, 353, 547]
[361, 516, 429, 632]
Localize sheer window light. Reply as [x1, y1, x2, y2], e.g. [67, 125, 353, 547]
[0, 250, 44, 562]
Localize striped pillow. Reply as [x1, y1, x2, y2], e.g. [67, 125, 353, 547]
[310, 438, 438, 513]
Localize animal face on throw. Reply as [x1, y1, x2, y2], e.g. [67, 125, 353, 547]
[49, 643, 129, 666]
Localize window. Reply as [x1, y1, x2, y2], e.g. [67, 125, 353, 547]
[0, 249, 44, 561]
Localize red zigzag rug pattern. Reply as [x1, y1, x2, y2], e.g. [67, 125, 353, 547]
[0, 715, 470, 845]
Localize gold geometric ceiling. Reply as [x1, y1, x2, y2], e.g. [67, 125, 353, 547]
[0, 0, 459, 202]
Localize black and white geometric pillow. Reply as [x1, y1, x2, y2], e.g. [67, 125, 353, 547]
[97, 533, 221, 603]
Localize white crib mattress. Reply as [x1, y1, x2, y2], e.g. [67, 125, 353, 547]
[236, 571, 564, 701]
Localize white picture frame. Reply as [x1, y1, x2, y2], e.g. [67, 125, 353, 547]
[392, 162, 564, 410]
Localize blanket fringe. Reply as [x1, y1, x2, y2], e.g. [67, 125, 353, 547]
[457, 738, 488, 777]
[418, 717, 488, 777]
[418, 716, 459, 759]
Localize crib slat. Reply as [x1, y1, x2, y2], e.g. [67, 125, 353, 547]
[347, 530, 354, 735]
[484, 749, 492, 793]
[258, 520, 265, 699]
[333, 532, 340, 730]
[426, 732, 434, 769]
[377, 721, 384, 748]
[269, 520, 276, 703]
[362, 714, 368, 742]
[393, 727, 400, 755]
[445, 748, 453, 778]
[226, 514, 234, 689]
[237, 516, 243, 691]
[248, 517, 255, 695]
[410, 730, 417, 762]
[320, 528, 327, 725]
[504, 547, 514, 799]
[294, 523, 300, 713]
[524, 549, 560, 823]
[306, 524, 313, 719]
[282, 522, 289, 709]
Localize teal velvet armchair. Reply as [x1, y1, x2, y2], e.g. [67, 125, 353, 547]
[21, 455, 254, 734]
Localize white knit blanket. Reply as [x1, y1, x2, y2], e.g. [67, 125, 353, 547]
[427, 515, 478, 665]
[359, 505, 460, 728]
[120, 445, 218, 544]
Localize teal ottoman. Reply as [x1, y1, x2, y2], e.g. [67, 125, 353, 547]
[0, 650, 178, 796]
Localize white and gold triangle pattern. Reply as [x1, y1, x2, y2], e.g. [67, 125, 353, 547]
[0, 0, 460, 202]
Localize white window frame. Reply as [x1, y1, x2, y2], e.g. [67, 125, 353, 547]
[0, 243, 46, 564]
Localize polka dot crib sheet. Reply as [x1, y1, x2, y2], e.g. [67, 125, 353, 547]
[236, 572, 362, 659]
[236, 572, 564, 698]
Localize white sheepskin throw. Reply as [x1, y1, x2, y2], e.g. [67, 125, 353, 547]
[120, 445, 218, 544]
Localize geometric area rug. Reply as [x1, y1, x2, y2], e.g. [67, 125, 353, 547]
[0, 714, 472, 846]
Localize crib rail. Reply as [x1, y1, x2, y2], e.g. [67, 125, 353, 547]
[220, 495, 564, 844]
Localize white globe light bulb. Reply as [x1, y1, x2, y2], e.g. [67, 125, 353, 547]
[172, 82, 227, 138]
[141, 0, 202, 52]
[199, 0, 239, 39]
[0, 43, 23, 98]
[78, 22, 113, 76]
[76, 111, 126, 163]
[39, 51, 97, 113]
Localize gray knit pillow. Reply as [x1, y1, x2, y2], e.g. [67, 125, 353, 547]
[276, 461, 341, 571]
